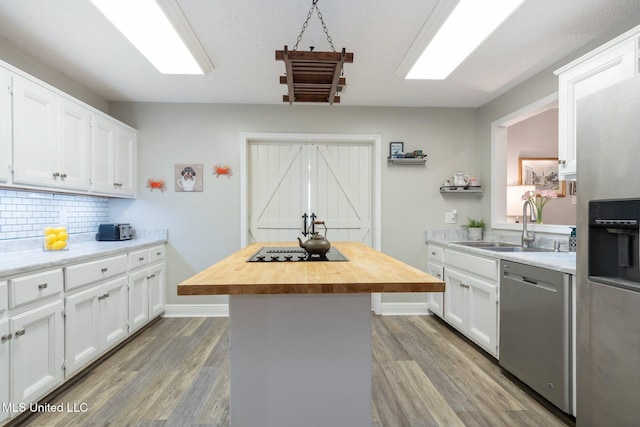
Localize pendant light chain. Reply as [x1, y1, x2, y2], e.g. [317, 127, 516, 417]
[293, 0, 336, 52]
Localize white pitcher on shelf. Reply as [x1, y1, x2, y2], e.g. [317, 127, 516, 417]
[452, 172, 470, 186]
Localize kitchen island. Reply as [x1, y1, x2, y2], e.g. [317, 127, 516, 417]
[178, 241, 444, 427]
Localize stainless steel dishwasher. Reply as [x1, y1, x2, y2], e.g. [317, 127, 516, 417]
[499, 260, 572, 413]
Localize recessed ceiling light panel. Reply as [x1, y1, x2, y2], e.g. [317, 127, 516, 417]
[91, 0, 213, 75]
[406, 0, 524, 80]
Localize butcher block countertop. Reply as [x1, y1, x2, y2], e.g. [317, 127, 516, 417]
[177, 241, 445, 295]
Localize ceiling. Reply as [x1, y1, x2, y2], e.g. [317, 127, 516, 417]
[0, 0, 639, 108]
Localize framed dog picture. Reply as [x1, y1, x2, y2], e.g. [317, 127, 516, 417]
[175, 163, 203, 192]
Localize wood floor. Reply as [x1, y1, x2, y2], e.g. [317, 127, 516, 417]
[16, 315, 575, 427]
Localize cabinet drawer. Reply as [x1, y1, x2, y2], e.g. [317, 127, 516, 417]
[0, 281, 7, 312]
[10, 269, 63, 307]
[427, 245, 445, 263]
[65, 255, 128, 291]
[148, 245, 165, 263]
[128, 249, 149, 270]
[445, 250, 498, 281]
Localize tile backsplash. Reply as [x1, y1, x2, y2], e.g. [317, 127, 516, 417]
[0, 189, 109, 240]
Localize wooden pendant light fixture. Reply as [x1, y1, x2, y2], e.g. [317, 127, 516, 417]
[276, 0, 353, 104]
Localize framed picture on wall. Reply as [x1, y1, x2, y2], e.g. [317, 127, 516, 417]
[389, 142, 404, 156]
[518, 157, 565, 197]
[175, 163, 203, 192]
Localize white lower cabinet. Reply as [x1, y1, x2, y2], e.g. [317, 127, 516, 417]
[64, 276, 128, 377]
[148, 263, 166, 319]
[426, 244, 445, 318]
[0, 318, 9, 424]
[426, 261, 444, 318]
[128, 245, 166, 334]
[0, 243, 165, 426]
[441, 249, 499, 357]
[10, 300, 64, 407]
[128, 269, 149, 334]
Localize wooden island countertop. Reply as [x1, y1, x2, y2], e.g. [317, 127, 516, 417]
[177, 241, 444, 295]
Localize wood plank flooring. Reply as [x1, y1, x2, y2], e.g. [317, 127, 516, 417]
[15, 315, 575, 427]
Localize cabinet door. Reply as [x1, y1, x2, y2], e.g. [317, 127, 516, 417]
[12, 76, 58, 188]
[114, 125, 136, 197]
[11, 300, 63, 406]
[148, 263, 165, 319]
[0, 68, 10, 183]
[443, 268, 466, 332]
[558, 37, 637, 178]
[0, 318, 10, 424]
[426, 261, 444, 318]
[90, 114, 117, 194]
[466, 274, 498, 356]
[64, 286, 101, 377]
[128, 269, 149, 333]
[58, 98, 91, 191]
[101, 276, 129, 349]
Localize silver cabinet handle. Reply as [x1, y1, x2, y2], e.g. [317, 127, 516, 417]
[101, 267, 108, 273]
[14, 329, 25, 337]
[52, 172, 60, 178]
[156, 252, 162, 256]
[1, 334, 12, 342]
[139, 257, 145, 262]
[60, 173, 67, 179]
[38, 283, 48, 290]
[558, 159, 566, 165]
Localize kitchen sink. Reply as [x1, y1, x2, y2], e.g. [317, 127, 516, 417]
[452, 242, 551, 252]
[482, 246, 551, 252]
[452, 241, 520, 248]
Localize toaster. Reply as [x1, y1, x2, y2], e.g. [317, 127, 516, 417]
[96, 223, 133, 241]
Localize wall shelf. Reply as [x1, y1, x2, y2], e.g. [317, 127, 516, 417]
[387, 156, 427, 165]
[440, 186, 483, 193]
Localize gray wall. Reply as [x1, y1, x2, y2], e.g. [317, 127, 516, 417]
[108, 103, 481, 305]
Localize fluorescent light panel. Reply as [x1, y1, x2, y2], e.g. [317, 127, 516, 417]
[91, 0, 212, 75]
[406, 0, 524, 80]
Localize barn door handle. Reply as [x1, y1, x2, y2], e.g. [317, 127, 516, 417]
[301, 213, 309, 236]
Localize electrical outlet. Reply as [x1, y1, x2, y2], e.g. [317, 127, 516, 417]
[445, 211, 457, 224]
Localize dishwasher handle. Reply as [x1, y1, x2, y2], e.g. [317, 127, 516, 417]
[522, 276, 538, 285]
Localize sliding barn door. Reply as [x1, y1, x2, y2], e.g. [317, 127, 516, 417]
[248, 140, 372, 245]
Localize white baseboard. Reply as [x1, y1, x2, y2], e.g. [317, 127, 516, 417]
[163, 304, 229, 317]
[373, 302, 429, 316]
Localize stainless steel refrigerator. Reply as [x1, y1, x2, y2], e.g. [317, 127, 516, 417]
[576, 73, 640, 425]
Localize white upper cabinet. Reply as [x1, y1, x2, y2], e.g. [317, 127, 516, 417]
[91, 114, 137, 198]
[114, 125, 137, 197]
[556, 27, 640, 179]
[0, 68, 10, 183]
[58, 98, 91, 191]
[0, 59, 137, 197]
[12, 76, 58, 188]
[12, 76, 92, 191]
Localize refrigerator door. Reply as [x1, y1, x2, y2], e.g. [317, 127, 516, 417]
[576, 74, 640, 425]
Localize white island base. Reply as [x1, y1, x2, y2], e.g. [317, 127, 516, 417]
[229, 293, 372, 427]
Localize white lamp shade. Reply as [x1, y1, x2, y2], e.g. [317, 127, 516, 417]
[507, 185, 536, 216]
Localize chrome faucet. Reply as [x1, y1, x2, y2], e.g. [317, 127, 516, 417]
[522, 200, 536, 248]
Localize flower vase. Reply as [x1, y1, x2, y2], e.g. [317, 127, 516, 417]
[536, 206, 543, 224]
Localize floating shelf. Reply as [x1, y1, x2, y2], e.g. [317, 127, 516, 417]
[387, 155, 427, 165]
[440, 185, 483, 193]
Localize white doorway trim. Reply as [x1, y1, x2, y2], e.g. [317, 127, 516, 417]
[240, 132, 382, 251]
